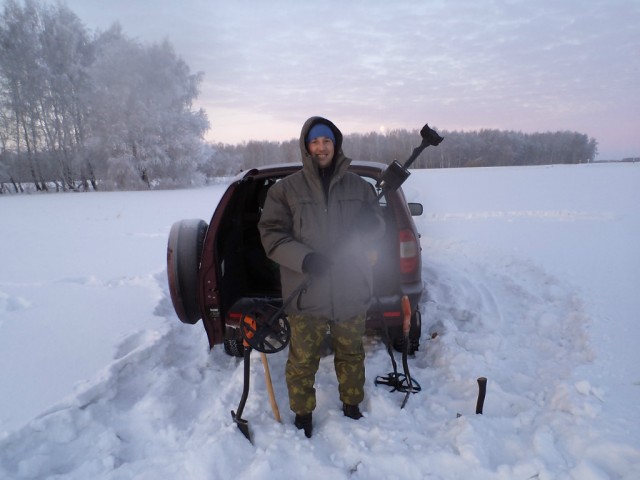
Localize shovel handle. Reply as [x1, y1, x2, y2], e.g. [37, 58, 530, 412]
[261, 352, 281, 422]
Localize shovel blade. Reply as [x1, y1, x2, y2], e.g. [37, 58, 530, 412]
[231, 410, 252, 443]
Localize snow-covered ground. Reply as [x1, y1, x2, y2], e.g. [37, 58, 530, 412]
[1, 163, 638, 479]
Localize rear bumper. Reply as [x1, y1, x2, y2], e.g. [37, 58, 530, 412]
[368, 282, 424, 328]
[220, 281, 424, 332]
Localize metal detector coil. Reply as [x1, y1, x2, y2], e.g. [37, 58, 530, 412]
[240, 303, 291, 354]
[374, 372, 422, 394]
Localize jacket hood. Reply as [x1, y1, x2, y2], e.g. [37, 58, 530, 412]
[299, 116, 348, 175]
[300, 116, 343, 153]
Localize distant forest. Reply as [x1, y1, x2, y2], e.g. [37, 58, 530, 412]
[1, 0, 598, 194]
[214, 128, 598, 173]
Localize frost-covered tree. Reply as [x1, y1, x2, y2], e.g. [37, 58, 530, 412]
[87, 25, 209, 189]
[0, 0, 48, 189]
[1, 0, 210, 192]
[0, 0, 95, 191]
[38, 1, 95, 189]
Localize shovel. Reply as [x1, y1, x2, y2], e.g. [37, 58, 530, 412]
[231, 314, 283, 443]
[231, 315, 257, 443]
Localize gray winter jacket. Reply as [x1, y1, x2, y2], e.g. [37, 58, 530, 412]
[258, 116, 385, 321]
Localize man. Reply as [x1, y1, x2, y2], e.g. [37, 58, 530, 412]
[258, 116, 385, 438]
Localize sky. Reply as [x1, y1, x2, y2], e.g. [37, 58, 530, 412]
[37, 0, 640, 159]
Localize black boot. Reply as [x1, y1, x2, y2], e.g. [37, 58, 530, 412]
[294, 413, 313, 438]
[343, 403, 363, 420]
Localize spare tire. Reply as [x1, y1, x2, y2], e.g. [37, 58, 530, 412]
[167, 219, 208, 324]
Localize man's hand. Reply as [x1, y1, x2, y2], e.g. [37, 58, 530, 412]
[302, 252, 331, 276]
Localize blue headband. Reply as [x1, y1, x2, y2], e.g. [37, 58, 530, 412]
[306, 123, 335, 144]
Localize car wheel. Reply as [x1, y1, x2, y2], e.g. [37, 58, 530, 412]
[224, 327, 245, 357]
[392, 309, 422, 355]
[167, 218, 208, 324]
[223, 338, 245, 357]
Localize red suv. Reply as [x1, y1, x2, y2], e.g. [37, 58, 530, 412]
[167, 161, 424, 356]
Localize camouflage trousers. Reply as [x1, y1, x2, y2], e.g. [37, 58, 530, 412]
[286, 314, 366, 415]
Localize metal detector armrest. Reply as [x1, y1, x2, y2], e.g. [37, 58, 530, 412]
[377, 161, 410, 196]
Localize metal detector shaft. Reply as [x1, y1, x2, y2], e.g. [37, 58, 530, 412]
[403, 141, 429, 171]
[269, 276, 312, 325]
[400, 351, 413, 409]
[400, 295, 415, 409]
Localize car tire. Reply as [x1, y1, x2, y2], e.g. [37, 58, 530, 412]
[224, 327, 245, 357]
[223, 338, 245, 357]
[167, 218, 208, 324]
[392, 309, 422, 355]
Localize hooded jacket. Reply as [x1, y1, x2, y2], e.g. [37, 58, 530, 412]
[258, 116, 385, 321]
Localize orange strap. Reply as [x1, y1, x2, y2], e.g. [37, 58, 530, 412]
[401, 295, 411, 336]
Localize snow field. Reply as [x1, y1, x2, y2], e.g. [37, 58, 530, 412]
[0, 164, 638, 479]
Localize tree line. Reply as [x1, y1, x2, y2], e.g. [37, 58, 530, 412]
[1, 1, 598, 194]
[346, 128, 598, 168]
[211, 128, 597, 173]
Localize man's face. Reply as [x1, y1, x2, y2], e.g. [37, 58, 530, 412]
[308, 137, 335, 168]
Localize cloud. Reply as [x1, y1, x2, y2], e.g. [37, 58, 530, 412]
[44, 0, 640, 157]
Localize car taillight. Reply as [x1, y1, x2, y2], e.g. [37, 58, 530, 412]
[399, 229, 419, 274]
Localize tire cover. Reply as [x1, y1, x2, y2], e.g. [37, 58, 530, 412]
[167, 218, 208, 324]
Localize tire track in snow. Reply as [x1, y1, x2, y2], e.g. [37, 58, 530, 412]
[425, 242, 594, 398]
[404, 240, 606, 477]
[424, 210, 617, 222]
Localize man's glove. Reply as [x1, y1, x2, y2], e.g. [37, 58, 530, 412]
[302, 252, 331, 276]
[355, 203, 380, 233]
